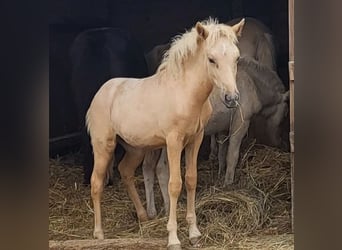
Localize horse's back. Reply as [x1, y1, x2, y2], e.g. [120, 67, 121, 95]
[227, 17, 276, 70]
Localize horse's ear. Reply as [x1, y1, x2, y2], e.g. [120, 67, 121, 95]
[231, 18, 245, 37]
[195, 22, 209, 41]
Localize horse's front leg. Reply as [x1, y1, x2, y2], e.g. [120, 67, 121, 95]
[166, 133, 184, 250]
[217, 132, 229, 176]
[223, 120, 250, 187]
[142, 149, 162, 219]
[184, 131, 204, 247]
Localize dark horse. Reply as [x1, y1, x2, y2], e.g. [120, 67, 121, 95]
[70, 27, 148, 184]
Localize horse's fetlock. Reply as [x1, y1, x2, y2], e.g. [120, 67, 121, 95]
[167, 221, 178, 232]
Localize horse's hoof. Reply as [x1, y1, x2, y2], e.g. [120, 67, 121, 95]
[138, 212, 149, 222]
[93, 230, 104, 239]
[147, 208, 157, 219]
[223, 182, 234, 191]
[189, 237, 201, 247]
[167, 244, 182, 250]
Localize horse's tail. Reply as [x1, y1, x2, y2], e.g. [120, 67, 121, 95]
[85, 106, 93, 136]
[255, 32, 277, 70]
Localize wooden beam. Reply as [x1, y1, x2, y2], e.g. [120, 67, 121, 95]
[288, 0, 295, 233]
[49, 238, 167, 250]
[289, 0, 294, 61]
[49, 132, 82, 144]
[49, 132, 82, 156]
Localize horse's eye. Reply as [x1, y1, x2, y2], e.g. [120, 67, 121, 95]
[208, 58, 216, 64]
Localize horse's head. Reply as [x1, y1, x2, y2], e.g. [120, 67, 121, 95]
[195, 18, 245, 108]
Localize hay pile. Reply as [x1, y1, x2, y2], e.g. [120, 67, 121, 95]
[49, 143, 293, 249]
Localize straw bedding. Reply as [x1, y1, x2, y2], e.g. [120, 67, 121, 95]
[49, 142, 293, 249]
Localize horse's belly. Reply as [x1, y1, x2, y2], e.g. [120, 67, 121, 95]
[114, 118, 165, 148]
[118, 132, 165, 148]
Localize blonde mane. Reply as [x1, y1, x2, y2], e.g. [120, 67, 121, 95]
[157, 18, 239, 77]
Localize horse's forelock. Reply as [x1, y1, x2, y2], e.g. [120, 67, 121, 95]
[158, 18, 238, 77]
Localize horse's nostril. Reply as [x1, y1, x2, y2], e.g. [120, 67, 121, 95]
[224, 93, 239, 108]
[225, 93, 239, 102]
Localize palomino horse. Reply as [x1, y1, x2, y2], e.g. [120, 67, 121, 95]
[86, 19, 245, 249]
[142, 56, 289, 219]
[70, 28, 148, 185]
[144, 18, 279, 151]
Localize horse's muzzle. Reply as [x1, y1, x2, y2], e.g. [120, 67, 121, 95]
[223, 93, 240, 108]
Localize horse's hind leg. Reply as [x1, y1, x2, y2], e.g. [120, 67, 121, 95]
[156, 148, 170, 216]
[91, 136, 116, 239]
[119, 148, 148, 221]
[142, 149, 162, 219]
[209, 134, 218, 160]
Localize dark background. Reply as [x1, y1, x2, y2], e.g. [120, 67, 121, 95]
[3, 1, 342, 250]
[49, 0, 289, 151]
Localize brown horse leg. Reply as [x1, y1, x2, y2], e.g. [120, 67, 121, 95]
[91, 138, 116, 239]
[185, 131, 203, 247]
[142, 149, 162, 219]
[118, 148, 148, 221]
[166, 134, 183, 249]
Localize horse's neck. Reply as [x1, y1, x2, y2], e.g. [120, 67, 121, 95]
[181, 58, 213, 106]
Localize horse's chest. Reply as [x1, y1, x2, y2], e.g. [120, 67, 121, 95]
[180, 102, 212, 135]
[205, 109, 232, 135]
[184, 117, 204, 135]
